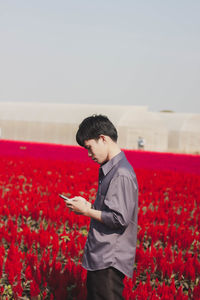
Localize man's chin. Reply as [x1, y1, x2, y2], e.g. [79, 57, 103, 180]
[92, 158, 105, 165]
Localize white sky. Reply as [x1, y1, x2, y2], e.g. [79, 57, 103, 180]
[0, 0, 200, 113]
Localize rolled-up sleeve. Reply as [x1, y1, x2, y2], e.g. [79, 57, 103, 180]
[101, 175, 137, 229]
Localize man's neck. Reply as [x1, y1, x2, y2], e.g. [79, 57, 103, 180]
[107, 144, 121, 161]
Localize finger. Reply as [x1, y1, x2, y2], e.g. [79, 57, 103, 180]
[72, 198, 78, 202]
[66, 203, 73, 209]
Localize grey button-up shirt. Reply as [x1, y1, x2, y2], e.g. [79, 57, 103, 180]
[82, 151, 138, 278]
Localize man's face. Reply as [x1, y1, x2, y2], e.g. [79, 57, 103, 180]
[84, 137, 108, 165]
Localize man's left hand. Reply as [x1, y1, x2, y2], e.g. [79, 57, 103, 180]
[65, 196, 91, 215]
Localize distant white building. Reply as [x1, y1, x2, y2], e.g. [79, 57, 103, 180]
[0, 102, 199, 154]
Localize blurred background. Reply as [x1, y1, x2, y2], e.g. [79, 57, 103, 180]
[0, 1, 200, 153]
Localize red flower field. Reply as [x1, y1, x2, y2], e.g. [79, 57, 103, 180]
[0, 140, 199, 299]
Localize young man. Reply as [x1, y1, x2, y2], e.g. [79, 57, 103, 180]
[66, 115, 138, 300]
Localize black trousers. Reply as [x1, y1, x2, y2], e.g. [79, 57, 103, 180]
[86, 267, 125, 300]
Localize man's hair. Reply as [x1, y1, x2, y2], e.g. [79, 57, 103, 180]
[76, 114, 118, 147]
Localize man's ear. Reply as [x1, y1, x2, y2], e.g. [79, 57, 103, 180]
[99, 135, 107, 143]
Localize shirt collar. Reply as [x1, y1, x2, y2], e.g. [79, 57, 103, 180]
[100, 151, 125, 176]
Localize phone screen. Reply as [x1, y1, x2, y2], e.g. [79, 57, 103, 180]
[59, 194, 71, 201]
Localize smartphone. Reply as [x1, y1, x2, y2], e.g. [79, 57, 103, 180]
[59, 194, 72, 202]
